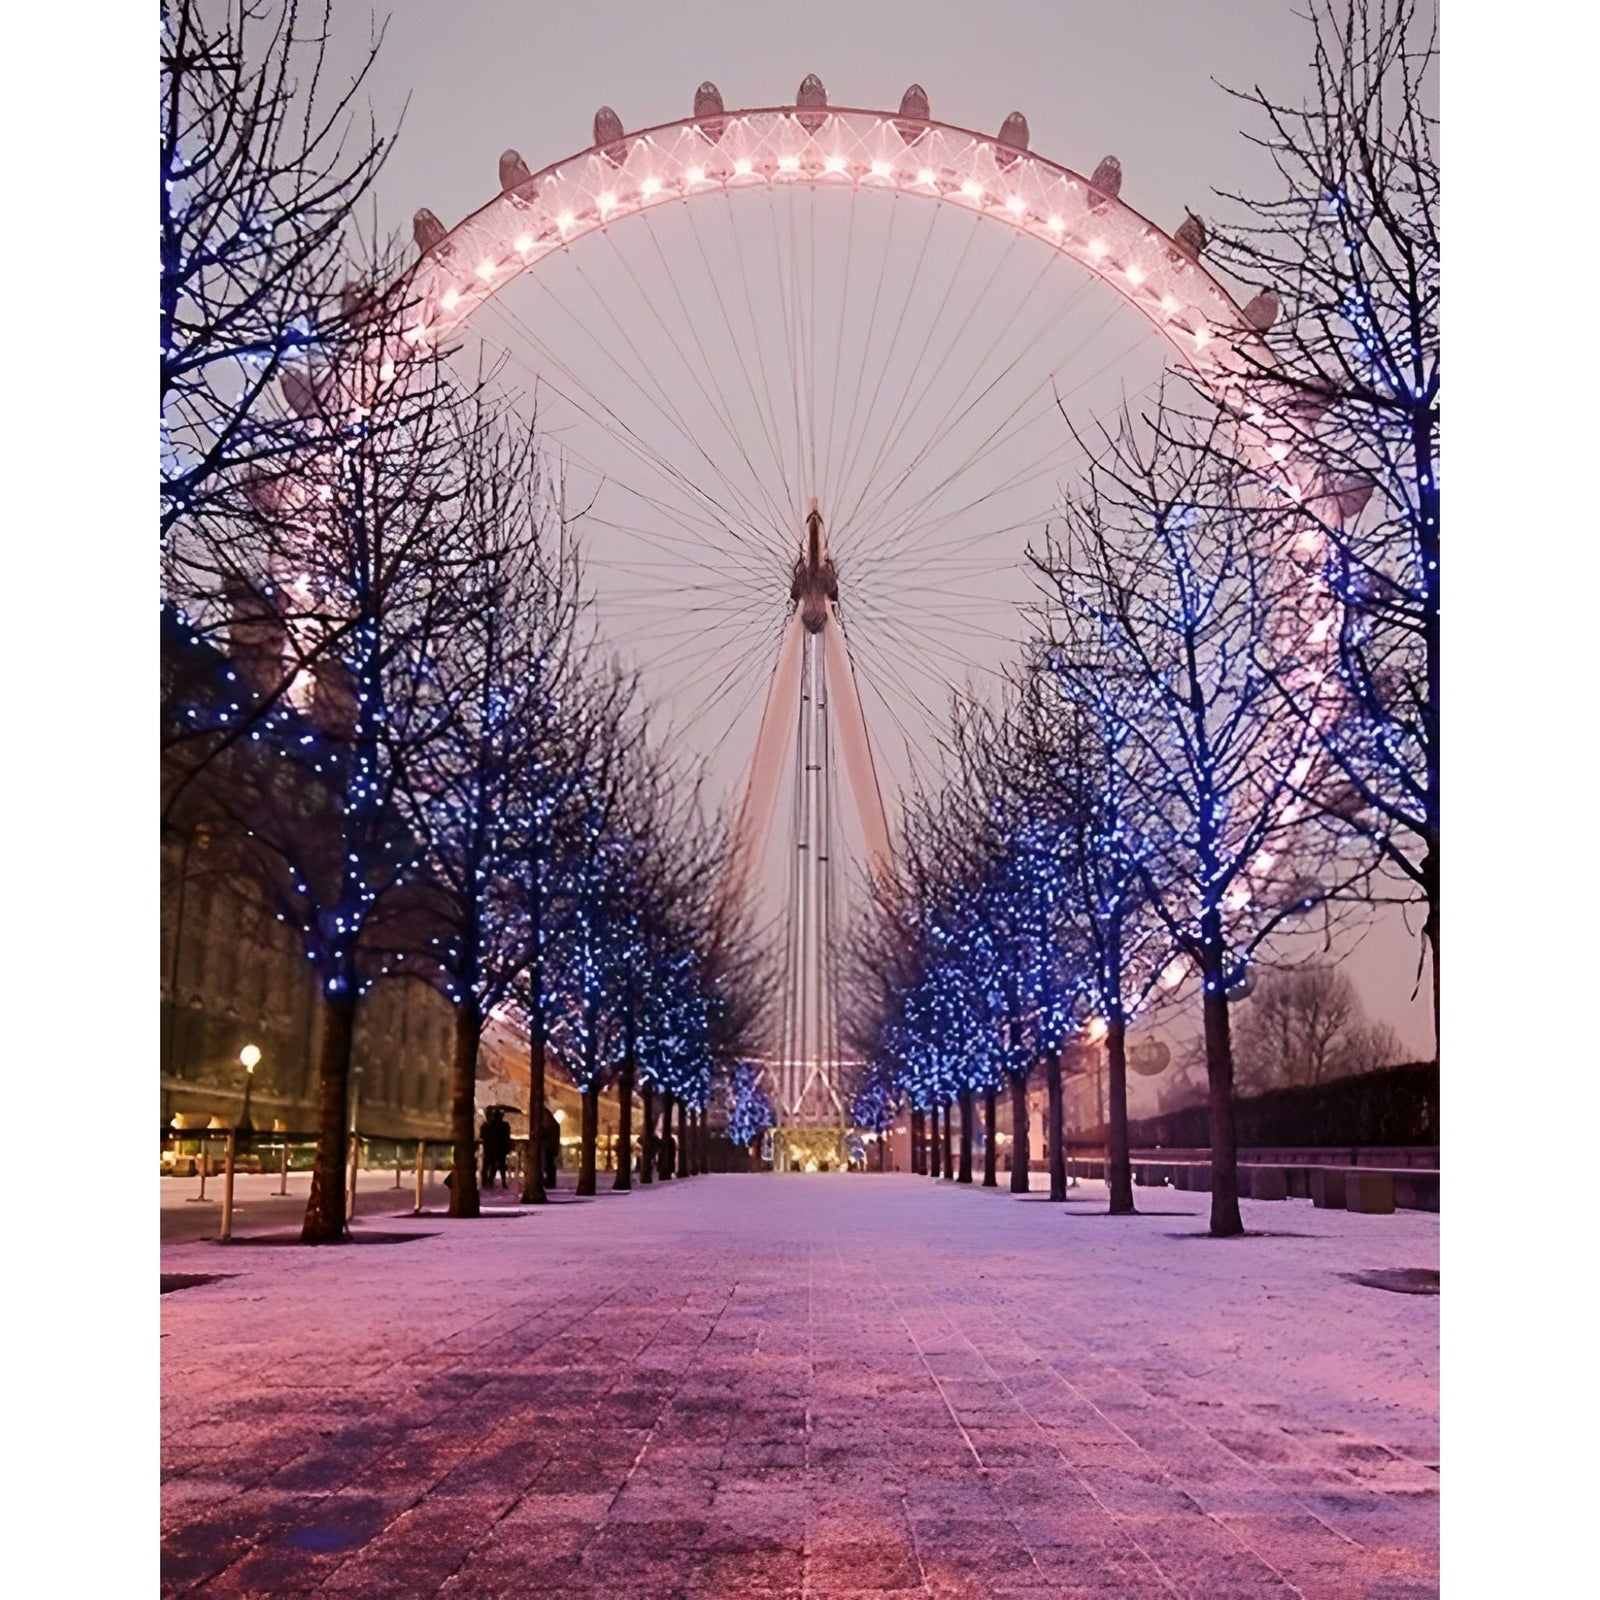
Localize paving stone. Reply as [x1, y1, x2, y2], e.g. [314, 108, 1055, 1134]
[162, 1175, 1436, 1599]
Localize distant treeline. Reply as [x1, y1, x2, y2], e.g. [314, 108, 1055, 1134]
[1129, 1063, 1439, 1150]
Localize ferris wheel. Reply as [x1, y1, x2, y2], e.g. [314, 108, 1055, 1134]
[387, 76, 1267, 1150]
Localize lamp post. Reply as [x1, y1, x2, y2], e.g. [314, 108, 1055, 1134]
[346, 1064, 364, 1220]
[238, 1044, 260, 1135]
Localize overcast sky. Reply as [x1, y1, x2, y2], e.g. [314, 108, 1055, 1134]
[321, 1, 1437, 1069]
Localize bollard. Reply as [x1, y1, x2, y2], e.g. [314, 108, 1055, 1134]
[414, 1140, 425, 1214]
[277, 1139, 290, 1196]
[220, 1131, 237, 1242]
[187, 1140, 216, 1202]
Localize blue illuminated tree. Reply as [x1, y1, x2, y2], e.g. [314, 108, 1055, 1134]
[1010, 649, 1174, 1214]
[1037, 404, 1361, 1236]
[390, 418, 590, 1216]
[730, 1063, 776, 1154]
[190, 359, 503, 1243]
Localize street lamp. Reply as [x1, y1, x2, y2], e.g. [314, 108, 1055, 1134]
[238, 1044, 260, 1135]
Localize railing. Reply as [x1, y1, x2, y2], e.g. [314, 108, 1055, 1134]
[161, 1130, 458, 1238]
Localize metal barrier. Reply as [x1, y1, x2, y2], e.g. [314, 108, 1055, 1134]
[162, 1131, 456, 1239]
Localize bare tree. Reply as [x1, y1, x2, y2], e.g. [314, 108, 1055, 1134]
[1207, 0, 1439, 1038]
[1233, 964, 1401, 1093]
[161, 0, 391, 568]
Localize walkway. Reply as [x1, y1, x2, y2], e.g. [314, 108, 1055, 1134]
[161, 1174, 1439, 1598]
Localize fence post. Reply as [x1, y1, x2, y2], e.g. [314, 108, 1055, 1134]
[414, 1140, 425, 1214]
[277, 1138, 289, 1196]
[220, 1131, 237, 1242]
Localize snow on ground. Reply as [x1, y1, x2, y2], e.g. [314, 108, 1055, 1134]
[161, 1173, 1438, 1599]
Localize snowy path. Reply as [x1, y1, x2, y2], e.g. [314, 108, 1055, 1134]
[161, 1174, 1438, 1598]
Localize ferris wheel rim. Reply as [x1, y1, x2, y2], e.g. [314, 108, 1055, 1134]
[392, 100, 1260, 391]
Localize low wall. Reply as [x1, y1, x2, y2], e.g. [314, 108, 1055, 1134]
[1125, 1062, 1439, 1150]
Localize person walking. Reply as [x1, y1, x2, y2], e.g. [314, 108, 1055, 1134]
[478, 1111, 496, 1190]
[483, 1109, 512, 1190]
[541, 1105, 561, 1190]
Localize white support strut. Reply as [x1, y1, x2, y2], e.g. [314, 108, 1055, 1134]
[820, 603, 894, 893]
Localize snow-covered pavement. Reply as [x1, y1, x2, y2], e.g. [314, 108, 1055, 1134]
[161, 1173, 1438, 1598]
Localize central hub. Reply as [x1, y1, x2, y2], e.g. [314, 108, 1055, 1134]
[789, 499, 838, 633]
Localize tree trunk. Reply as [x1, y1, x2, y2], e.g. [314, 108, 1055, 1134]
[1046, 1052, 1066, 1201]
[957, 1090, 973, 1183]
[1105, 1013, 1135, 1214]
[520, 998, 548, 1204]
[639, 1084, 656, 1184]
[577, 1087, 599, 1196]
[614, 1060, 635, 1191]
[1423, 842, 1440, 1059]
[676, 1099, 690, 1178]
[1008, 1071, 1031, 1193]
[929, 1105, 942, 1178]
[448, 1005, 482, 1218]
[698, 1109, 710, 1173]
[982, 1089, 998, 1187]
[1202, 950, 1244, 1237]
[658, 1093, 675, 1179]
[911, 1109, 925, 1174]
[301, 990, 357, 1243]
[940, 1099, 954, 1180]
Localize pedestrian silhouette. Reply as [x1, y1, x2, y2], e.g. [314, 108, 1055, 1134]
[480, 1108, 512, 1190]
[541, 1106, 560, 1188]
